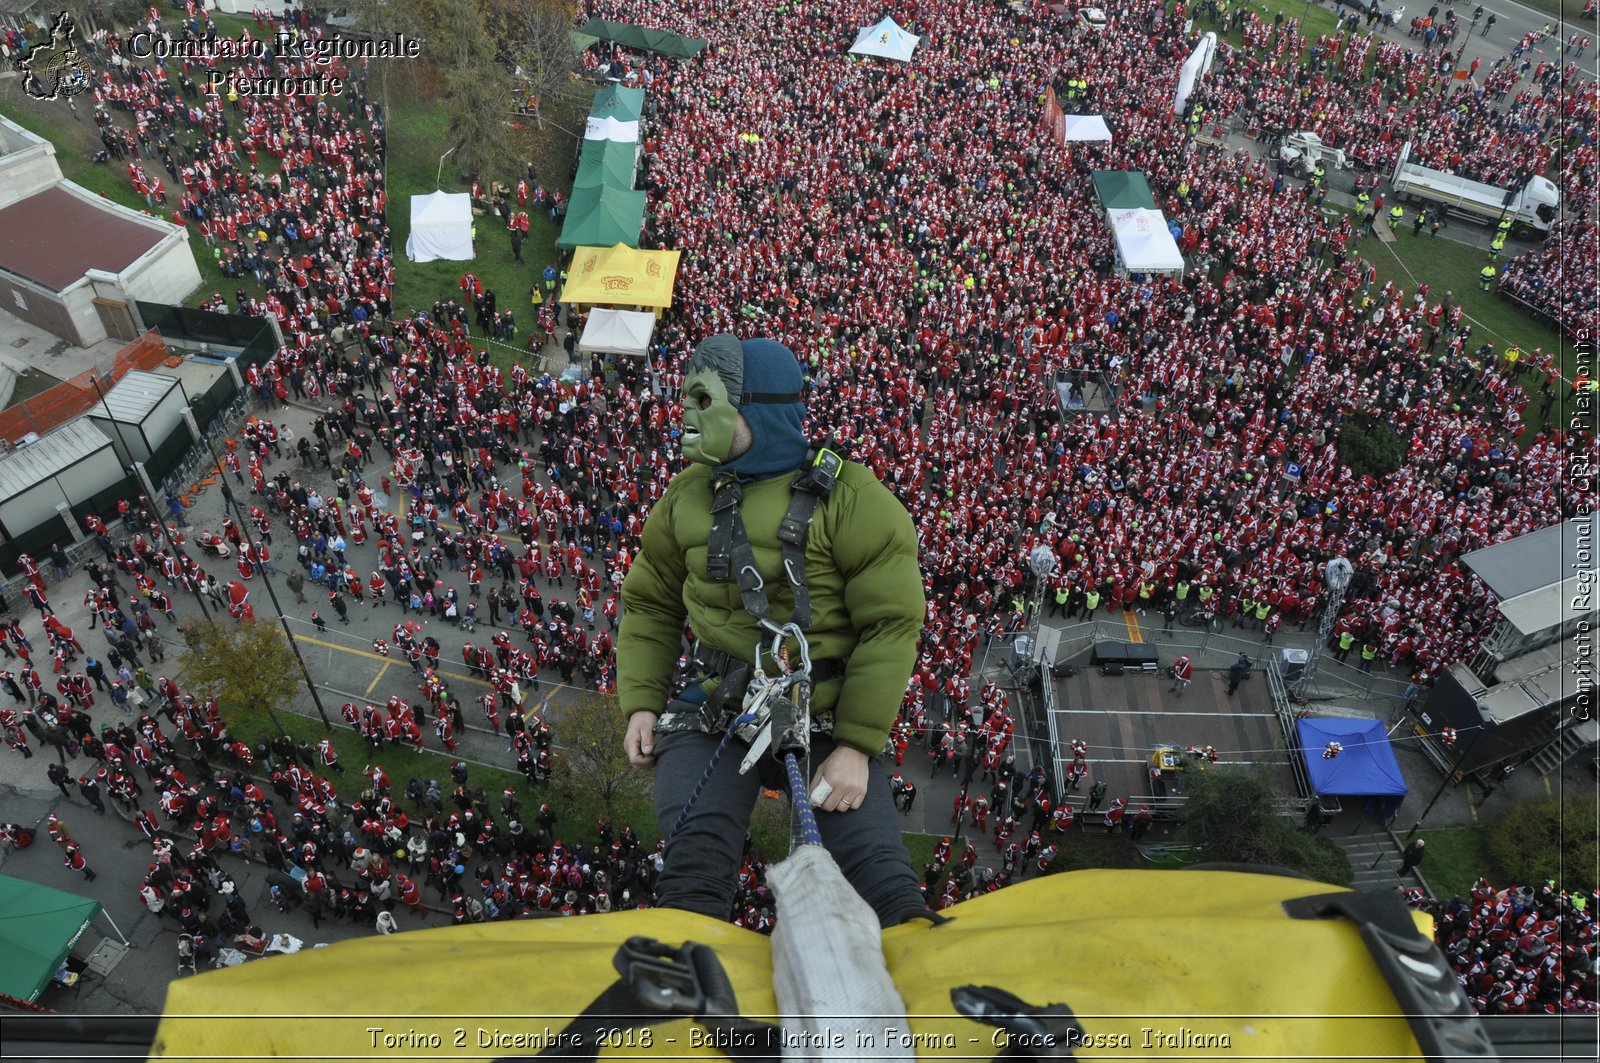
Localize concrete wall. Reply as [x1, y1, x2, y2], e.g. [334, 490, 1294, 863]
[0, 271, 91, 345]
[0, 442, 121, 537]
[120, 231, 203, 305]
[0, 116, 64, 210]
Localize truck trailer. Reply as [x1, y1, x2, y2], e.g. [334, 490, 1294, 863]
[1389, 140, 1559, 239]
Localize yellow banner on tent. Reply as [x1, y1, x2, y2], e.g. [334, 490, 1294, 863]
[560, 243, 682, 309]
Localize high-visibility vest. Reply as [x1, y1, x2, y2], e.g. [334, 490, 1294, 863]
[1175, 581, 1190, 601]
[1255, 602, 1271, 621]
[1055, 587, 1070, 604]
[1339, 632, 1355, 651]
[1197, 585, 1213, 603]
[1361, 644, 1378, 661]
[1084, 590, 1101, 611]
[1139, 582, 1154, 600]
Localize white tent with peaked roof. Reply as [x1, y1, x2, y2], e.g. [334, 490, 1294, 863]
[578, 308, 657, 357]
[849, 17, 920, 62]
[404, 191, 472, 263]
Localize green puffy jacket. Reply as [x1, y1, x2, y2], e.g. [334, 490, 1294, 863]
[619, 459, 925, 755]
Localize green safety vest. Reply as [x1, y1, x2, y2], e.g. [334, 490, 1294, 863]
[1055, 587, 1070, 604]
[1197, 585, 1213, 603]
[1481, 266, 1497, 280]
[1241, 598, 1254, 615]
[1139, 582, 1154, 600]
[1255, 602, 1271, 620]
[1361, 644, 1378, 661]
[1175, 581, 1191, 601]
[1339, 632, 1355, 650]
[1390, 207, 1404, 219]
[1084, 590, 1101, 611]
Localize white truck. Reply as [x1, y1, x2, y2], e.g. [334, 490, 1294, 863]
[1390, 140, 1560, 240]
[1278, 131, 1351, 179]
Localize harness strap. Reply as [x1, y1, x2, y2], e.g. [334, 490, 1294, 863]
[704, 478, 741, 584]
[775, 489, 820, 629]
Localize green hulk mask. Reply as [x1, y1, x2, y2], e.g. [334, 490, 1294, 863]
[681, 364, 739, 465]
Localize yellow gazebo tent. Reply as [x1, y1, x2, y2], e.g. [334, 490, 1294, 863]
[559, 243, 681, 312]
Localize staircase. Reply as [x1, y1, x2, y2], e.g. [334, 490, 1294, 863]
[1337, 823, 1424, 894]
[1527, 719, 1600, 779]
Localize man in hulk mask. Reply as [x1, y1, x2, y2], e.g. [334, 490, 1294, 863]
[619, 333, 929, 927]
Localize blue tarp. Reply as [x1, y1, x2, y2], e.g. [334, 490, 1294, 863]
[1296, 717, 1408, 798]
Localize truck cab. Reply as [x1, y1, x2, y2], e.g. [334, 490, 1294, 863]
[1279, 131, 1349, 179]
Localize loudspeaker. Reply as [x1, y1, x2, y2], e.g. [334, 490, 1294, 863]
[1100, 663, 1125, 676]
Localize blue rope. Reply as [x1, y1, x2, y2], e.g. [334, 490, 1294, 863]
[785, 751, 823, 848]
[666, 712, 756, 842]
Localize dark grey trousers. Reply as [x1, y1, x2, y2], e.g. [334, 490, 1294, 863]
[652, 729, 924, 928]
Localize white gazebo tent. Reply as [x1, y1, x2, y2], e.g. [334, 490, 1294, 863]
[1059, 114, 1113, 142]
[404, 191, 473, 263]
[578, 308, 657, 357]
[849, 17, 920, 62]
[1107, 208, 1185, 277]
[584, 115, 641, 143]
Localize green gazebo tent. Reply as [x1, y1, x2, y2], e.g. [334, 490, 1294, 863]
[557, 185, 647, 249]
[0, 874, 104, 1003]
[1090, 171, 1157, 211]
[580, 18, 708, 59]
[573, 139, 639, 191]
[590, 84, 645, 123]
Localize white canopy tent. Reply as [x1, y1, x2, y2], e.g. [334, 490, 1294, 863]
[404, 191, 473, 263]
[584, 115, 640, 143]
[1108, 208, 1185, 276]
[849, 17, 920, 62]
[1059, 114, 1114, 142]
[578, 308, 657, 357]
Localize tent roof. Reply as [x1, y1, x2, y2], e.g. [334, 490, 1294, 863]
[578, 308, 657, 356]
[0, 875, 101, 1002]
[557, 188, 647, 250]
[1296, 718, 1408, 798]
[580, 18, 707, 59]
[573, 140, 638, 191]
[849, 16, 920, 62]
[409, 191, 470, 228]
[584, 115, 640, 144]
[560, 243, 681, 307]
[1091, 170, 1156, 210]
[590, 84, 645, 123]
[1108, 208, 1184, 272]
[1060, 114, 1113, 142]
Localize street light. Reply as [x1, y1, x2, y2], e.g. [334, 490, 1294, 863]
[175, 378, 332, 729]
[436, 145, 457, 190]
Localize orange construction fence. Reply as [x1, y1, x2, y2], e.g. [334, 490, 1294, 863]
[0, 330, 170, 443]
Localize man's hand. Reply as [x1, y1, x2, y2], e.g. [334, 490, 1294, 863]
[809, 745, 870, 813]
[624, 711, 660, 768]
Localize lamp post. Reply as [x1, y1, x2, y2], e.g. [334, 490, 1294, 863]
[436, 145, 457, 190]
[175, 379, 332, 729]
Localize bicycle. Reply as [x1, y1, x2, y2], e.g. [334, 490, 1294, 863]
[1178, 606, 1222, 632]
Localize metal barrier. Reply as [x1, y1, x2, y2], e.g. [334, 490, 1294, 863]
[1046, 616, 1412, 706]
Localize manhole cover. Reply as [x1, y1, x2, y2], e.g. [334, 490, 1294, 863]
[85, 938, 129, 977]
[10, 338, 29, 348]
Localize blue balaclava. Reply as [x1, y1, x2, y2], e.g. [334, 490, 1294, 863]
[682, 334, 808, 479]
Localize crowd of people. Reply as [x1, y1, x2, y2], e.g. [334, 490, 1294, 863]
[1, 0, 1595, 1007]
[1408, 881, 1600, 1014]
[1499, 218, 1599, 339]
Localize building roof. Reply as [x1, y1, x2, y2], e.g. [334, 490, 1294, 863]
[0, 418, 113, 499]
[0, 186, 166, 292]
[1461, 514, 1600, 601]
[86, 369, 176, 425]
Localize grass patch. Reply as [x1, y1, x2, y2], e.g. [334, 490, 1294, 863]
[1354, 229, 1572, 376]
[1417, 825, 1493, 902]
[381, 61, 578, 372]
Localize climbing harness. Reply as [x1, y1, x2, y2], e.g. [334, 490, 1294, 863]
[668, 620, 821, 848]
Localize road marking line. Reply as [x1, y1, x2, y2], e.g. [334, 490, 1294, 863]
[365, 659, 393, 695]
[292, 632, 495, 689]
[1123, 609, 1143, 643]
